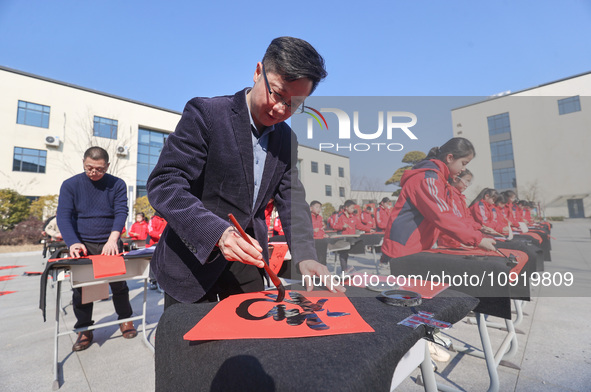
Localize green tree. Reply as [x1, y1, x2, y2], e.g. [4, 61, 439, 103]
[0, 189, 31, 230]
[134, 196, 155, 219]
[30, 194, 59, 220]
[385, 150, 426, 187]
[321, 202, 335, 220]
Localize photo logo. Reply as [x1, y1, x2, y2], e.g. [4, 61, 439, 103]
[303, 108, 418, 152]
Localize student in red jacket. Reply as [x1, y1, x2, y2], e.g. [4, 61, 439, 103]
[469, 188, 506, 236]
[310, 200, 328, 265]
[501, 190, 521, 228]
[148, 212, 168, 247]
[360, 206, 376, 232]
[437, 170, 483, 248]
[491, 193, 511, 236]
[129, 212, 149, 241]
[381, 138, 496, 262]
[332, 199, 374, 272]
[375, 197, 392, 232]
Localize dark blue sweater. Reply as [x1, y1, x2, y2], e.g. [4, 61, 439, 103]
[57, 173, 128, 246]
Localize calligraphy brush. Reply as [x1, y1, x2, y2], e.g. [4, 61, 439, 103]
[228, 213, 285, 302]
[495, 248, 518, 267]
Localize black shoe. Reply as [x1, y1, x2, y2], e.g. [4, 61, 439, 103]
[148, 281, 158, 290]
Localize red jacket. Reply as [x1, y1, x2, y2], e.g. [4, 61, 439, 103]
[360, 211, 376, 232]
[438, 187, 481, 248]
[327, 213, 339, 230]
[382, 159, 483, 258]
[148, 215, 168, 246]
[129, 220, 149, 240]
[311, 212, 325, 239]
[375, 206, 391, 231]
[332, 212, 372, 235]
[491, 205, 510, 233]
[504, 202, 520, 228]
[273, 217, 284, 236]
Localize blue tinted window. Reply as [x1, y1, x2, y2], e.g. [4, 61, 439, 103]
[17, 100, 50, 128]
[487, 112, 511, 136]
[338, 167, 345, 177]
[325, 185, 332, 197]
[311, 161, 318, 173]
[558, 96, 581, 115]
[325, 164, 331, 175]
[93, 116, 118, 139]
[339, 187, 345, 197]
[490, 139, 515, 162]
[13, 147, 47, 173]
[493, 167, 516, 190]
[136, 128, 168, 197]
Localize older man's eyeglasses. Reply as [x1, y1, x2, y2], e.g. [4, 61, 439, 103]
[261, 63, 305, 112]
[84, 166, 107, 174]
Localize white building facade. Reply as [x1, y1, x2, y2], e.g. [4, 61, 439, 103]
[451, 71, 591, 218]
[1, 66, 353, 224]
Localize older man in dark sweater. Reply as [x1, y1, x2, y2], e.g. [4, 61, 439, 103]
[57, 146, 136, 352]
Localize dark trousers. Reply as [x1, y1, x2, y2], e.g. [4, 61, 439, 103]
[164, 259, 265, 310]
[72, 241, 133, 329]
[314, 238, 328, 265]
[338, 251, 349, 271]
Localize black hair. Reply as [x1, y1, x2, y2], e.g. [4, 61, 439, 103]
[263, 36, 327, 94]
[450, 169, 473, 185]
[136, 212, 145, 218]
[84, 146, 109, 163]
[502, 190, 517, 202]
[495, 193, 508, 205]
[344, 200, 355, 208]
[309, 200, 321, 207]
[380, 197, 390, 204]
[469, 188, 499, 207]
[426, 137, 475, 162]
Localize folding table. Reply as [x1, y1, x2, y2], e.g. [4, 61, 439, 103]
[39, 249, 155, 389]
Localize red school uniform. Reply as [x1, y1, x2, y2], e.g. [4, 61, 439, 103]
[129, 220, 149, 240]
[438, 186, 482, 248]
[375, 206, 391, 231]
[311, 212, 326, 239]
[381, 159, 483, 259]
[148, 215, 168, 246]
[332, 212, 373, 235]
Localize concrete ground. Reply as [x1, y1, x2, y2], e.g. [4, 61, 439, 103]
[1, 219, 590, 391]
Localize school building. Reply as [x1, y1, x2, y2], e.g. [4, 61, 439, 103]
[0, 66, 353, 226]
[451, 71, 591, 218]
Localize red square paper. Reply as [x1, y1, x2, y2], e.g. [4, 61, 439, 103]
[91, 255, 126, 279]
[184, 290, 374, 341]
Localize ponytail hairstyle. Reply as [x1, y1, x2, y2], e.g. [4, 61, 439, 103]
[469, 187, 499, 207]
[426, 137, 476, 162]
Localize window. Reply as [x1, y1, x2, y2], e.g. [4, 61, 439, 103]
[311, 161, 318, 173]
[93, 116, 118, 139]
[339, 187, 345, 197]
[487, 113, 511, 136]
[17, 100, 50, 128]
[13, 147, 46, 173]
[324, 164, 331, 175]
[136, 128, 168, 197]
[325, 185, 332, 197]
[493, 167, 517, 190]
[338, 167, 345, 177]
[558, 96, 581, 115]
[490, 139, 514, 162]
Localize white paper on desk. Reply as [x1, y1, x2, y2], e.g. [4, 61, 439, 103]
[81, 283, 109, 304]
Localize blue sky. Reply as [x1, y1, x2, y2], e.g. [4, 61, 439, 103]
[1, 0, 590, 189]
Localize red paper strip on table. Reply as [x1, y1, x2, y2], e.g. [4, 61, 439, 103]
[0, 275, 18, 282]
[0, 265, 25, 270]
[0, 291, 17, 296]
[91, 255, 126, 279]
[184, 290, 374, 341]
[268, 243, 289, 275]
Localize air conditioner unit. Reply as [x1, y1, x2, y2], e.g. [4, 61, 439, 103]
[45, 135, 60, 147]
[116, 145, 129, 156]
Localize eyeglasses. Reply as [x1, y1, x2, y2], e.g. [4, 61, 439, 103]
[84, 166, 107, 174]
[262, 63, 305, 112]
[456, 177, 472, 187]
